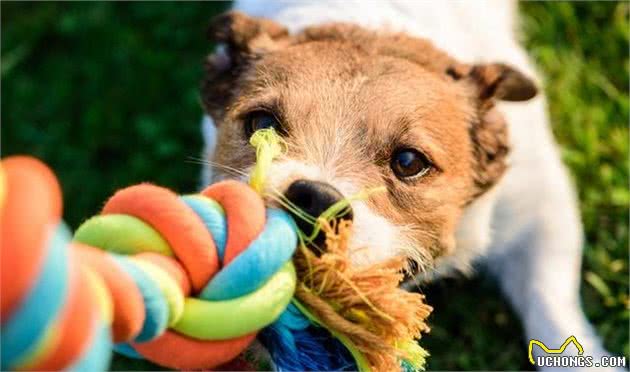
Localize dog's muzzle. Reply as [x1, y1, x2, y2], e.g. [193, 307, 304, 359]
[283, 179, 353, 250]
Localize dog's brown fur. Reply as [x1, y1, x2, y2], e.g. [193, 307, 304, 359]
[202, 11, 536, 261]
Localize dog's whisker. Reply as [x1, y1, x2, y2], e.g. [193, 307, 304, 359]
[186, 156, 250, 178]
[379, 223, 434, 274]
[266, 191, 318, 225]
[187, 156, 248, 175]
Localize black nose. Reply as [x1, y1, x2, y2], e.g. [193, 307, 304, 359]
[284, 179, 353, 248]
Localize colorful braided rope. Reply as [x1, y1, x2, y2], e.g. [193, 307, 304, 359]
[0, 156, 298, 370]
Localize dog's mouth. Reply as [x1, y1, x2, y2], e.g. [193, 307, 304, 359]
[262, 180, 428, 285]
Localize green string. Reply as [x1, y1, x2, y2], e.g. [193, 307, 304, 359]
[249, 128, 285, 194]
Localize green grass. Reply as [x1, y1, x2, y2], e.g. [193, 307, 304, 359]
[423, 3, 629, 370]
[2, 2, 628, 370]
[526, 0, 629, 364]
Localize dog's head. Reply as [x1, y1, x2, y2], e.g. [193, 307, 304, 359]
[201, 12, 537, 269]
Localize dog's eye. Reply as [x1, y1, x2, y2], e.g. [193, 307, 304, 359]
[390, 148, 431, 179]
[244, 111, 281, 137]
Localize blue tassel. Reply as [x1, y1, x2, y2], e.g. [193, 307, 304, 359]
[259, 303, 356, 371]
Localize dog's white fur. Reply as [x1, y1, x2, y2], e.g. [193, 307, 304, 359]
[202, 0, 614, 368]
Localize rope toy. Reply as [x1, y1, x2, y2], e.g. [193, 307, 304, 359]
[0, 130, 432, 371]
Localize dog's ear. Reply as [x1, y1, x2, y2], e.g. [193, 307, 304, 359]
[468, 106, 510, 197]
[201, 11, 289, 119]
[207, 11, 289, 55]
[470, 63, 537, 102]
[448, 62, 538, 102]
[447, 63, 536, 197]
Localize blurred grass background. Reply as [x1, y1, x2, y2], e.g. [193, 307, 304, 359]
[2, 2, 628, 370]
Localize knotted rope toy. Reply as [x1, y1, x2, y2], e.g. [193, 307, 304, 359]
[0, 129, 431, 371]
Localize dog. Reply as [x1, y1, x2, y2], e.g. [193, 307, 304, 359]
[200, 0, 612, 369]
